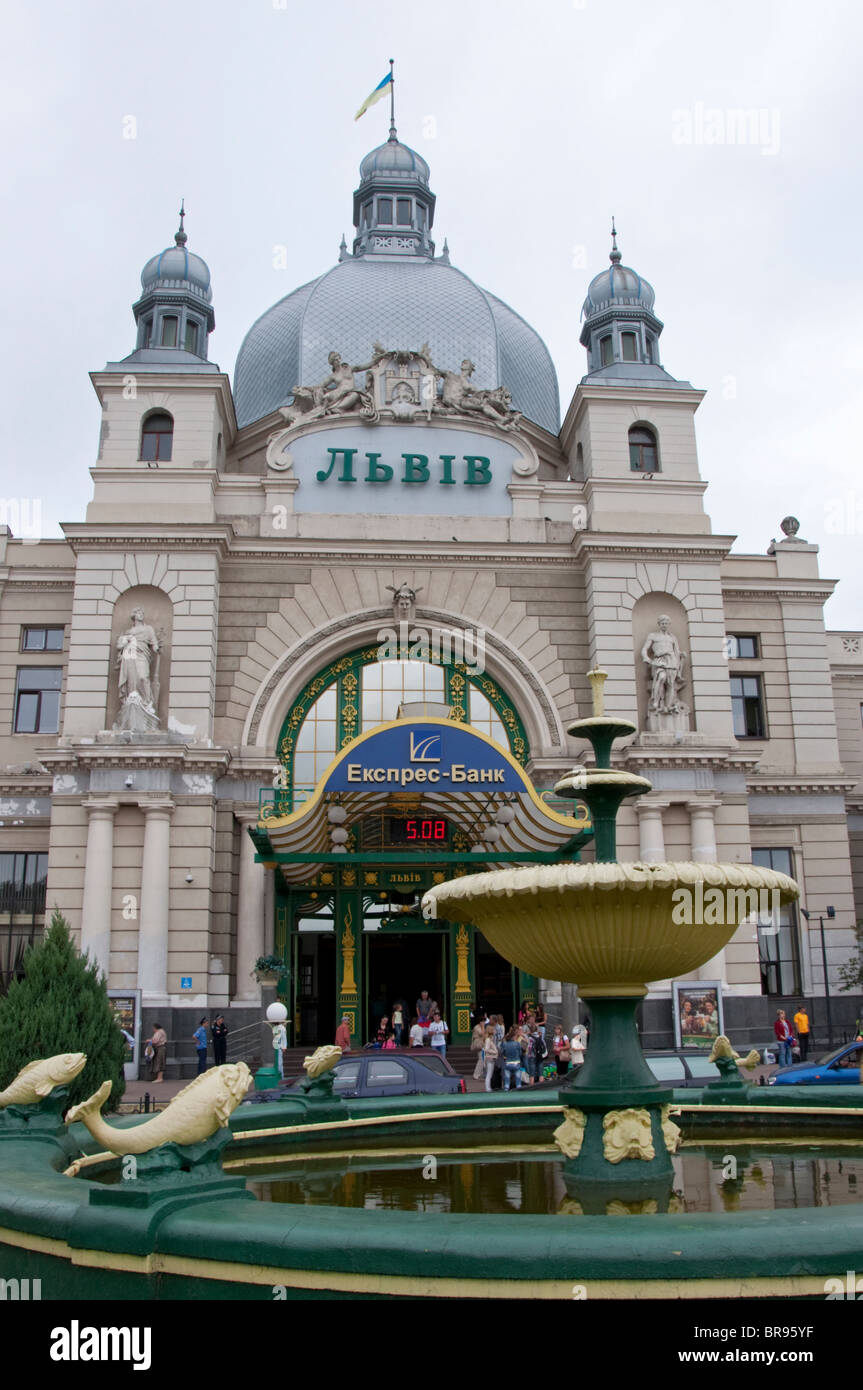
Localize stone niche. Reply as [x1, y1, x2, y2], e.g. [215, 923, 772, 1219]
[631, 593, 692, 736]
[104, 584, 173, 732]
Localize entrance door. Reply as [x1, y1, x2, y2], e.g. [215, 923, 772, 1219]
[474, 930, 516, 1027]
[293, 931, 336, 1046]
[364, 930, 447, 1041]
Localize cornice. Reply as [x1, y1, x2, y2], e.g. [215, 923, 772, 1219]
[723, 584, 836, 601]
[745, 777, 857, 795]
[61, 523, 234, 556]
[90, 370, 238, 436]
[572, 532, 736, 562]
[38, 744, 232, 775]
[0, 576, 75, 589]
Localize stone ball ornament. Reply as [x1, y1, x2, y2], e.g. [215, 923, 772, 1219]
[266, 1002, 288, 1024]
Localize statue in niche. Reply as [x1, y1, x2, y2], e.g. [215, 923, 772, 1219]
[114, 608, 161, 733]
[640, 614, 689, 733]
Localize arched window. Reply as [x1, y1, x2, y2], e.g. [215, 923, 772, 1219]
[140, 411, 173, 462]
[160, 316, 178, 348]
[599, 335, 613, 367]
[278, 648, 527, 809]
[629, 424, 658, 472]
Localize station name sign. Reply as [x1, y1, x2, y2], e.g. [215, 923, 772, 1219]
[268, 424, 532, 518]
[324, 722, 526, 794]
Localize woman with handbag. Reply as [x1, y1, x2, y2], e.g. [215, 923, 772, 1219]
[553, 1025, 571, 1076]
[471, 1018, 486, 1080]
[482, 1026, 499, 1092]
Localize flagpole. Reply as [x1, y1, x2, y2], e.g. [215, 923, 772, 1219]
[389, 57, 396, 139]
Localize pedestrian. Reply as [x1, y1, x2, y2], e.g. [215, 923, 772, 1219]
[793, 1004, 811, 1061]
[416, 990, 437, 1024]
[409, 1015, 425, 1047]
[571, 1030, 585, 1067]
[471, 1017, 486, 1080]
[493, 1013, 506, 1084]
[211, 1014, 228, 1066]
[502, 1027, 523, 1090]
[482, 1025, 499, 1091]
[147, 1022, 167, 1083]
[552, 1025, 570, 1076]
[429, 1010, 449, 1057]
[193, 1017, 209, 1075]
[375, 1015, 391, 1047]
[528, 1026, 547, 1084]
[335, 1014, 352, 1052]
[774, 1009, 793, 1067]
[534, 1001, 547, 1041]
[391, 1000, 405, 1047]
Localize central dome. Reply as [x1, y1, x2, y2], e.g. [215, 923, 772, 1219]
[233, 136, 559, 434]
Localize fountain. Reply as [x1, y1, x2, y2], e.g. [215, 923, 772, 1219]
[3, 671, 863, 1301]
[422, 669, 799, 1211]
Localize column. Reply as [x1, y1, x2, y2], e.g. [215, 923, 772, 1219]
[137, 799, 174, 1001]
[336, 890, 363, 1046]
[688, 799, 727, 987]
[636, 800, 669, 863]
[234, 814, 267, 1003]
[80, 799, 117, 978]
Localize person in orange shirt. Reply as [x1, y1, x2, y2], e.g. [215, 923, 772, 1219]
[793, 1005, 811, 1061]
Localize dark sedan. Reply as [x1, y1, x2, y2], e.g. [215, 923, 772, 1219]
[286, 1051, 466, 1099]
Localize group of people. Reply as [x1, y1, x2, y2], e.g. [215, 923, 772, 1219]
[471, 1004, 587, 1091]
[336, 990, 451, 1055]
[144, 1015, 228, 1082]
[774, 1006, 811, 1065]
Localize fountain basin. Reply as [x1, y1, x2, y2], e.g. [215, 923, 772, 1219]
[422, 861, 798, 996]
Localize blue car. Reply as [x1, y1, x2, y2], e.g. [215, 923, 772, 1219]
[769, 1040, 863, 1086]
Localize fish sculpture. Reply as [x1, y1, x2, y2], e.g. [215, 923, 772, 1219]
[66, 1062, 252, 1154]
[709, 1036, 761, 1071]
[0, 1053, 87, 1108]
[303, 1045, 342, 1080]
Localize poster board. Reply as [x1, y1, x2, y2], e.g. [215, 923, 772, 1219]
[673, 980, 723, 1049]
[108, 988, 142, 1080]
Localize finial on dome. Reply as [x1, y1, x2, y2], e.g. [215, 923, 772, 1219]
[388, 58, 397, 142]
[338, 233, 348, 263]
[609, 216, 621, 265]
[175, 199, 187, 248]
[440, 237, 450, 265]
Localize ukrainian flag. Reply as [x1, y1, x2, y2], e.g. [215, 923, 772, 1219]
[355, 72, 393, 121]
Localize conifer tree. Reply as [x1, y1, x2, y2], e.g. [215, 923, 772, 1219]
[0, 910, 126, 1111]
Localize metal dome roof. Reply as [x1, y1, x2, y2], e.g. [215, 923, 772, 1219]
[582, 262, 654, 317]
[233, 255, 560, 434]
[141, 245, 212, 300]
[359, 137, 430, 185]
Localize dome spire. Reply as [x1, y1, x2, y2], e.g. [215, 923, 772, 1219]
[175, 198, 188, 248]
[609, 216, 621, 265]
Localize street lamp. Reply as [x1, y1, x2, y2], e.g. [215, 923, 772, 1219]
[801, 905, 836, 1048]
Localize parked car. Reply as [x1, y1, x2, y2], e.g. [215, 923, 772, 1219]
[643, 1050, 723, 1088]
[769, 1040, 863, 1086]
[284, 1052, 466, 1099]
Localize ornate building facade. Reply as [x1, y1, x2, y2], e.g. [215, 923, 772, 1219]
[2, 130, 862, 1066]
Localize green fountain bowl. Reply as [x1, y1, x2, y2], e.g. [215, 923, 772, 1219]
[422, 861, 799, 998]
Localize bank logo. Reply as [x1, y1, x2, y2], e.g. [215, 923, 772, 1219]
[409, 732, 441, 763]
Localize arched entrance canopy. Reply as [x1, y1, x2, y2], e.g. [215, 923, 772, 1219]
[254, 717, 590, 884]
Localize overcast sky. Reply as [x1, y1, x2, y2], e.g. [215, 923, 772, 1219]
[2, 0, 861, 628]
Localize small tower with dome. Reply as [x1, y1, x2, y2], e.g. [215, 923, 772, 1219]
[579, 222, 680, 388]
[127, 203, 216, 365]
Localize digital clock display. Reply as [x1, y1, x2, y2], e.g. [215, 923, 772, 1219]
[388, 817, 449, 844]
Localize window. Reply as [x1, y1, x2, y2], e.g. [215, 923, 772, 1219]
[140, 411, 173, 462]
[396, 198, 412, 226]
[629, 424, 658, 471]
[417, 205, 426, 229]
[14, 668, 61, 733]
[143, 318, 153, 348]
[332, 1061, 361, 1093]
[726, 634, 759, 659]
[730, 674, 766, 737]
[160, 316, 178, 348]
[0, 852, 47, 991]
[645, 336, 655, 364]
[183, 320, 198, 354]
[378, 197, 393, 224]
[752, 848, 801, 995]
[366, 1059, 409, 1086]
[21, 627, 63, 652]
[599, 335, 613, 367]
[621, 332, 638, 362]
[363, 201, 372, 226]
